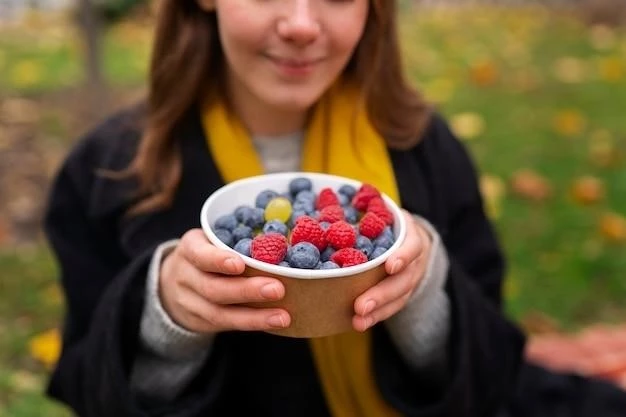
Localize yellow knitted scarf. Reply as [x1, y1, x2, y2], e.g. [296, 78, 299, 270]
[202, 81, 402, 417]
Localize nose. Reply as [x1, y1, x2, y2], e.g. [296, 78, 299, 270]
[277, 0, 321, 46]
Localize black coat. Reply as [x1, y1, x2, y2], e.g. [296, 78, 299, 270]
[43, 106, 626, 417]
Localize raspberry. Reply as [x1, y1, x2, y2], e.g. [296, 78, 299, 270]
[359, 212, 386, 239]
[367, 197, 394, 225]
[316, 187, 340, 210]
[331, 247, 368, 267]
[318, 205, 345, 223]
[250, 233, 288, 264]
[325, 221, 357, 249]
[290, 216, 327, 251]
[352, 183, 381, 211]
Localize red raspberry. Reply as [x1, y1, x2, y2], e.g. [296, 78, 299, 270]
[318, 205, 345, 223]
[316, 188, 340, 210]
[352, 184, 381, 211]
[250, 233, 288, 264]
[291, 216, 327, 251]
[325, 220, 357, 249]
[367, 197, 394, 225]
[359, 212, 386, 239]
[331, 248, 368, 267]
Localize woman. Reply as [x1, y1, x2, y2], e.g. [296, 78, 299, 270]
[43, 1, 626, 416]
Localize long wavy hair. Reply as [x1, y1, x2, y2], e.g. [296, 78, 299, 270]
[123, 0, 432, 215]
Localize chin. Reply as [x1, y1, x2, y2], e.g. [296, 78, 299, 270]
[262, 86, 326, 112]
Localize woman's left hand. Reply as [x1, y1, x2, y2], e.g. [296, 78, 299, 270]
[352, 210, 432, 332]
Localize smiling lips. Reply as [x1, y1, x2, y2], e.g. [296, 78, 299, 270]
[267, 55, 323, 77]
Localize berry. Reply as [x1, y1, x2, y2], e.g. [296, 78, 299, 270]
[279, 192, 294, 203]
[331, 248, 368, 267]
[325, 221, 357, 249]
[338, 193, 350, 206]
[214, 214, 238, 232]
[215, 228, 233, 247]
[373, 233, 395, 250]
[320, 246, 336, 262]
[319, 205, 345, 223]
[343, 206, 358, 224]
[295, 190, 316, 203]
[338, 184, 357, 200]
[366, 197, 394, 225]
[289, 177, 313, 196]
[288, 210, 308, 228]
[235, 205, 253, 222]
[250, 233, 288, 264]
[359, 212, 386, 239]
[320, 221, 331, 231]
[256, 190, 279, 208]
[291, 216, 327, 251]
[293, 199, 315, 214]
[352, 183, 381, 211]
[232, 225, 253, 242]
[370, 246, 387, 260]
[263, 220, 289, 236]
[381, 226, 394, 240]
[264, 197, 292, 223]
[355, 235, 374, 258]
[316, 187, 340, 210]
[319, 261, 340, 270]
[287, 242, 320, 269]
[236, 206, 265, 229]
[233, 238, 252, 256]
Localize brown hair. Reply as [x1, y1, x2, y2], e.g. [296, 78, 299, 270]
[124, 0, 432, 215]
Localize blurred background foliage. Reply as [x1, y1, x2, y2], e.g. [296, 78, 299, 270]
[0, 0, 625, 415]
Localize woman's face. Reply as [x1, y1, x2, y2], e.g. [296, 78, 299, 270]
[203, 0, 369, 112]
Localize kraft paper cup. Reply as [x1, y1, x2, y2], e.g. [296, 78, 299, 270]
[200, 172, 407, 338]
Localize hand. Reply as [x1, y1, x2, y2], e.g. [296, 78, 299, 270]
[159, 229, 291, 333]
[352, 210, 432, 332]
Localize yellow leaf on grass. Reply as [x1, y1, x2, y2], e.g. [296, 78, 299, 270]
[29, 328, 61, 369]
[553, 109, 587, 137]
[450, 112, 485, 140]
[598, 57, 624, 82]
[599, 212, 626, 244]
[480, 174, 506, 220]
[570, 176, 606, 205]
[469, 59, 499, 87]
[588, 130, 622, 168]
[10, 60, 43, 89]
[552, 57, 588, 84]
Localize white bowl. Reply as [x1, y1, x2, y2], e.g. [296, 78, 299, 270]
[200, 172, 407, 337]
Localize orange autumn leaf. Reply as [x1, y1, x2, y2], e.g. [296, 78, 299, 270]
[28, 328, 61, 370]
[598, 212, 626, 243]
[553, 110, 587, 137]
[469, 59, 499, 87]
[510, 169, 552, 202]
[570, 176, 606, 205]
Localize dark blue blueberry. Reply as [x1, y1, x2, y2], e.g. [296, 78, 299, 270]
[214, 214, 239, 231]
[319, 261, 340, 270]
[373, 234, 395, 250]
[295, 190, 316, 203]
[320, 246, 336, 262]
[370, 246, 387, 260]
[263, 220, 288, 236]
[338, 184, 357, 200]
[338, 193, 350, 207]
[233, 238, 252, 256]
[234, 205, 254, 223]
[255, 189, 279, 209]
[240, 207, 265, 229]
[320, 221, 331, 231]
[287, 242, 320, 269]
[215, 228, 233, 247]
[355, 235, 374, 258]
[381, 226, 394, 239]
[288, 210, 308, 228]
[343, 206, 358, 224]
[293, 199, 315, 214]
[232, 225, 253, 243]
[279, 192, 294, 203]
[289, 177, 313, 196]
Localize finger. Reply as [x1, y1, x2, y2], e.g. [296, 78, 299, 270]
[354, 260, 421, 316]
[182, 289, 291, 332]
[181, 271, 285, 304]
[180, 229, 245, 275]
[352, 292, 411, 332]
[384, 211, 424, 276]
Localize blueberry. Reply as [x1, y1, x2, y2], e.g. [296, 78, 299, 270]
[319, 261, 340, 270]
[263, 220, 288, 236]
[287, 242, 320, 269]
[239, 207, 264, 229]
[343, 206, 358, 224]
[338, 184, 357, 200]
[370, 246, 387, 260]
[295, 190, 316, 203]
[373, 234, 395, 250]
[214, 214, 238, 231]
[215, 228, 233, 247]
[355, 235, 374, 258]
[232, 225, 253, 243]
[288, 210, 308, 228]
[320, 221, 331, 231]
[289, 177, 313, 196]
[255, 189, 279, 208]
[381, 226, 394, 239]
[320, 246, 336, 262]
[233, 238, 252, 256]
[293, 199, 315, 214]
[234, 205, 253, 222]
[338, 193, 350, 207]
[279, 192, 294, 203]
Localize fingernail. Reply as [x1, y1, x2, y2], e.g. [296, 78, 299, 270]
[260, 283, 280, 299]
[363, 300, 376, 316]
[267, 314, 286, 328]
[390, 259, 404, 274]
[366, 316, 375, 329]
[224, 258, 237, 271]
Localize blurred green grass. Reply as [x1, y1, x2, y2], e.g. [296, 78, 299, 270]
[1, 5, 625, 416]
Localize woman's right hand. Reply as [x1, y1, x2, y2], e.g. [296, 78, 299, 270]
[159, 229, 291, 333]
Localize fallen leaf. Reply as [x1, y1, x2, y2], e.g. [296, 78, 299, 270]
[450, 112, 486, 140]
[588, 129, 622, 168]
[570, 176, 606, 205]
[553, 109, 587, 137]
[553, 57, 588, 84]
[598, 56, 624, 82]
[9, 371, 42, 393]
[598, 212, 626, 244]
[510, 169, 552, 202]
[10, 59, 43, 89]
[469, 59, 499, 87]
[28, 328, 61, 369]
[589, 24, 617, 51]
[479, 174, 506, 219]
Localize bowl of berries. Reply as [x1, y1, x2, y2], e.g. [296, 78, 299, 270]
[200, 172, 406, 338]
